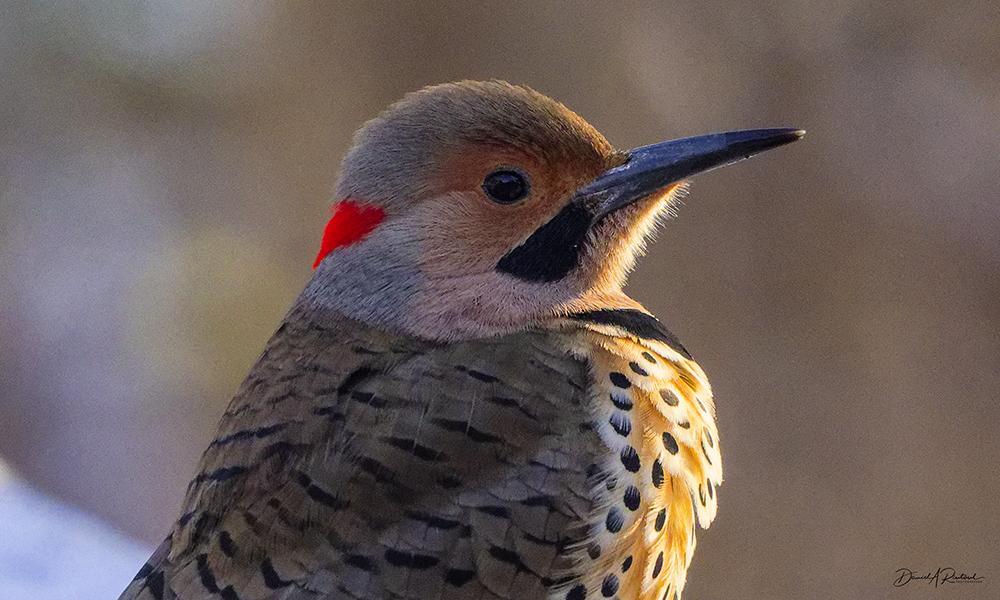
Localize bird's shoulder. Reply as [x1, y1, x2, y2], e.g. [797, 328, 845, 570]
[125, 312, 600, 600]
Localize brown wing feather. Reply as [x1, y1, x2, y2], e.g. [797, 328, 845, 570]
[123, 305, 601, 600]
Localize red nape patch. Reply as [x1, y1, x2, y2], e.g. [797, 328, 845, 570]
[312, 200, 385, 268]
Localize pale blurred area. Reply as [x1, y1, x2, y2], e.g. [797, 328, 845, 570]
[1, 2, 998, 599]
[1, 460, 148, 598]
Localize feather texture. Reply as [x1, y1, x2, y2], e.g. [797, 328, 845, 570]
[121, 304, 720, 600]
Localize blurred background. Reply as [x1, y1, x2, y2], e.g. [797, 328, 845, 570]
[1, 2, 998, 599]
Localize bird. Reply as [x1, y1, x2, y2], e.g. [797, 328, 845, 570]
[120, 80, 802, 600]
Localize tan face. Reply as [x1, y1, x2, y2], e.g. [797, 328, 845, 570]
[405, 142, 614, 280]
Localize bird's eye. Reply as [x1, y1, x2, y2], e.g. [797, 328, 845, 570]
[482, 169, 530, 204]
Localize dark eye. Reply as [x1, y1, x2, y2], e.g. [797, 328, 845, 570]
[482, 169, 530, 204]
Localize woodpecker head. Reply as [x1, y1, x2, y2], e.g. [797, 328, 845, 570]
[304, 80, 802, 340]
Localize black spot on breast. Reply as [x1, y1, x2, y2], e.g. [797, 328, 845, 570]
[622, 555, 633, 572]
[652, 458, 665, 488]
[655, 507, 667, 531]
[588, 544, 602, 559]
[606, 507, 625, 533]
[566, 583, 588, 600]
[628, 361, 648, 376]
[610, 393, 633, 411]
[707, 479, 714, 499]
[609, 412, 631, 437]
[699, 485, 707, 506]
[678, 420, 691, 429]
[623, 485, 641, 511]
[609, 372, 631, 389]
[662, 432, 679, 455]
[642, 351, 657, 364]
[652, 551, 664, 578]
[620, 446, 641, 472]
[567, 309, 691, 358]
[602, 573, 620, 597]
[659, 389, 679, 406]
[705, 429, 714, 447]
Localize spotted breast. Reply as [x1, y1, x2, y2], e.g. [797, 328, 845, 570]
[556, 309, 722, 600]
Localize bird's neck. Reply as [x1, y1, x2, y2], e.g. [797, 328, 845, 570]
[301, 239, 646, 342]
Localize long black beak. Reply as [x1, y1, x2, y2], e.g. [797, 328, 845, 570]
[581, 128, 805, 220]
[496, 127, 804, 283]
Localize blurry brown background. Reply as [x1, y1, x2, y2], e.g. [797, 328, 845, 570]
[1, 2, 998, 599]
